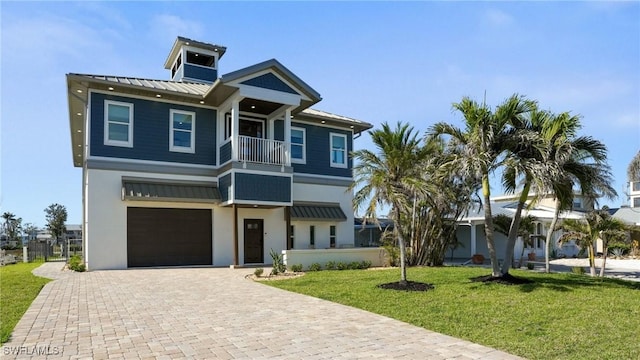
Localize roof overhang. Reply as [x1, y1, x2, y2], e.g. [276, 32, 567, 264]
[121, 177, 221, 203]
[290, 202, 347, 222]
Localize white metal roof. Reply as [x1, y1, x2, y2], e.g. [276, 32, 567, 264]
[70, 74, 211, 96]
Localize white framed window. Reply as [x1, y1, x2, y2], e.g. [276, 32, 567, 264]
[104, 100, 133, 147]
[633, 181, 640, 192]
[533, 222, 545, 249]
[169, 109, 196, 153]
[330, 133, 347, 168]
[633, 197, 640, 208]
[291, 127, 306, 164]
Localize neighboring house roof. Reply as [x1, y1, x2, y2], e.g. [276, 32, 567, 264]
[610, 207, 640, 225]
[459, 201, 584, 223]
[66, 225, 82, 232]
[354, 217, 394, 230]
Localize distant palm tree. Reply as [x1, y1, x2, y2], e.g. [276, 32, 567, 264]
[627, 150, 640, 183]
[430, 94, 532, 277]
[350, 122, 428, 283]
[537, 112, 617, 273]
[560, 209, 626, 277]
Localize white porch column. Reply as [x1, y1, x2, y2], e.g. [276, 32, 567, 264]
[284, 108, 292, 166]
[470, 222, 477, 256]
[230, 99, 240, 161]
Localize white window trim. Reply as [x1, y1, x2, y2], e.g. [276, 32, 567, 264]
[291, 126, 306, 164]
[104, 100, 133, 148]
[330, 133, 348, 168]
[169, 109, 196, 153]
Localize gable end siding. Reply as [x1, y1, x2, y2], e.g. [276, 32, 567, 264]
[240, 73, 298, 94]
[274, 121, 352, 178]
[90, 93, 216, 165]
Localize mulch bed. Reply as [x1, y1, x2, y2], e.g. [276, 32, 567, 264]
[469, 273, 533, 285]
[377, 281, 435, 292]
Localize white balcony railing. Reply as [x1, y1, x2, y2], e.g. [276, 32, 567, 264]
[236, 135, 290, 166]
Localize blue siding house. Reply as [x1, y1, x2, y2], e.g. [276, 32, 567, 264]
[67, 36, 372, 270]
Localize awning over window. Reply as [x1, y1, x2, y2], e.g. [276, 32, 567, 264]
[290, 204, 347, 222]
[122, 179, 221, 203]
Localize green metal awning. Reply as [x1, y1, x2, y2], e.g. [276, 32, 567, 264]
[290, 204, 347, 222]
[122, 179, 221, 203]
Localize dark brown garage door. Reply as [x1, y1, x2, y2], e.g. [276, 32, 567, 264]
[127, 207, 212, 267]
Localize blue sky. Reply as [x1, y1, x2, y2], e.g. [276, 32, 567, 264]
[1, 1, 638, 227]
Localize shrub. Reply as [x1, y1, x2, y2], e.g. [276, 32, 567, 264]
[348, 261, 361, 270]
[336, 262, 348, 270]
[68, 255, 86, 272]
[269, 249, 285, 275]
[290, 264, 303, 272]
[360, 260, 372, 269]
[609, 242, 631, 255]
[526, 262, 535, 270]
[254, 268, 264, 277]
[308, 263, 322, 271]
[571, 266, 586, 275]
[325, 261, 336, 270]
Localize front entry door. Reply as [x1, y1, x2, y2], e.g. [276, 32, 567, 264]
[244, 219, 264, 264]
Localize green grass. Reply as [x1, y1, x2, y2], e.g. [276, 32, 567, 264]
[0, 262, 51, 345]
[266, 267, 640, 360]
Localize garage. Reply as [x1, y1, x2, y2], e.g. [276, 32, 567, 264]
[127, 207, 212, 267]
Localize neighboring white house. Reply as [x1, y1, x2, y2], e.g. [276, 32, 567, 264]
[452, 194, 589, 262]
[629, 180, 640, 209]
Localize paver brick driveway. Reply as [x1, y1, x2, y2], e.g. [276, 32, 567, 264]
[3, 263, 522, 359]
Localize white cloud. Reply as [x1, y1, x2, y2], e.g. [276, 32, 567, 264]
[148, 14, 204, 45]
[484, 9, 515, 27]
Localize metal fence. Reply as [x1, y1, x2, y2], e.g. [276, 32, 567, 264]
[27, 239, 83, 262]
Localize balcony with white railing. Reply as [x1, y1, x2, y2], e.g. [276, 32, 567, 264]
[236, 135, 290, 166]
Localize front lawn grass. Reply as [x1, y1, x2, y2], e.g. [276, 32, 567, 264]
[0, 262, 51, 344]
[267, 267, 640, 360]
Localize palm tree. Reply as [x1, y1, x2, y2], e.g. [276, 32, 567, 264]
[560, 209, 626, 277]
[429, 94, 531, 277]
[350, 122, 428, 283]
[537, 112, 617, 273]
[628, 150, 640, 183]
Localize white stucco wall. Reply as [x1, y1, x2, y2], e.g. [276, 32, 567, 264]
[292, 182, 354, 247]
[85, 168, 217, 270]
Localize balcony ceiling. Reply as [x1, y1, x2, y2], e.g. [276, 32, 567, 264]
[240, 98, 283, 115]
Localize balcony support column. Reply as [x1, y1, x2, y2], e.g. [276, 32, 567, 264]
[230, 99, 240, 162]
[284, 108, 292, 167]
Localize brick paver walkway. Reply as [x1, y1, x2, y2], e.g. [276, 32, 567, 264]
[3, 263, 523, 359]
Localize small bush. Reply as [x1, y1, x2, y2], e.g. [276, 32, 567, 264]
[308, 263, 322, 271]
[526, 262, 535, 270]
[254, 268, 264, 277]
[571, 266, 586, 275]
[290, 264, 303, 272]
[325, 261, 336, 270]
[360, 260, 372, 269]
[336, 262, 348, 270]
[68, 255, 86, 272]
[347, 261, 360, 270]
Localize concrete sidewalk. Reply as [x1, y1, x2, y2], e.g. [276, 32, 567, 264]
[3, 262, 522, 359]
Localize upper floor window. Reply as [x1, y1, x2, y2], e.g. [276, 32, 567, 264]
[572, 198, 583, 210]
[104, 100, 133, 147]
[291, 127, 306, 164]
[633, 197, 640, 208]
[170, 109, 196, 153]
[186, 51, 215, 68]
[633, 182, 640, 192]
[330, 133, 347, 168]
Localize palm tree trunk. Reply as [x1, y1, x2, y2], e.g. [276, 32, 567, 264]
[482, 175, 501, 277]
[588, 244, 596, 277]
[545, 203, 561, 273]
[395, 206, 408, 284]
[502, 181, 531, 275]
[599, 240, 608, 277]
